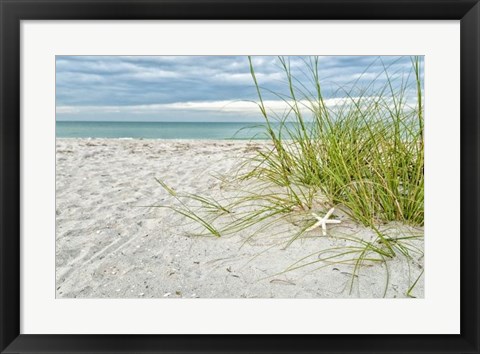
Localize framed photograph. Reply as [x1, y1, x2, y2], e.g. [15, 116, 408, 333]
[1, 0, 478, 353]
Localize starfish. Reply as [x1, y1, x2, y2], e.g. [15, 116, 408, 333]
[306, 207, 341, 236]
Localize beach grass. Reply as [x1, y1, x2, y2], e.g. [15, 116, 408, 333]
[155, 56, 424, 296]
[245, 56, 424, 227]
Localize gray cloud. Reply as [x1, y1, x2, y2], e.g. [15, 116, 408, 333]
[56, 55, 422, 121]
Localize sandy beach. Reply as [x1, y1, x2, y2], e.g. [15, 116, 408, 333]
[56, 138, 424, 298]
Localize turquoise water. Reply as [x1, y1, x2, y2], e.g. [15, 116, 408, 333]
[56, 121, 273, 140]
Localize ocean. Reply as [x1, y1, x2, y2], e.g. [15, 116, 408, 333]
[56, 121, 274, 140]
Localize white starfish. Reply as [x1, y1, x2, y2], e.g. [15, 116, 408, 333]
[306, 207, 341, 236]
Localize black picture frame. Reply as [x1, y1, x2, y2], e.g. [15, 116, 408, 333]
[1, 0, 479, 353]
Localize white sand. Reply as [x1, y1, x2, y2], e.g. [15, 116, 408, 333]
[56, 138, 424, 298]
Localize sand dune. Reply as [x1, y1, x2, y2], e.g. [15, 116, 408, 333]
[56, 138, 424, 298]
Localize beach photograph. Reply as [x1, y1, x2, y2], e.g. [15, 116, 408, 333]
[56, 55, 424, 298]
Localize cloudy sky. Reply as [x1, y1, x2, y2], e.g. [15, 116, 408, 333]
[56, 56, 421, 122]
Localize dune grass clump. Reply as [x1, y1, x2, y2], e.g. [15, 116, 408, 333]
[155, 56, 424, 295]
[245, 56, 424, 229]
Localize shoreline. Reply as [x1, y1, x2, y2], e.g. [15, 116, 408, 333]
[56, 137, 270, 141]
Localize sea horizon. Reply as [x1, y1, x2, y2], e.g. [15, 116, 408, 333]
[56, 121, 293, 140]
